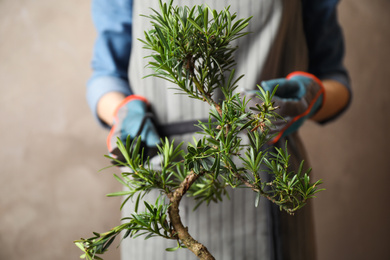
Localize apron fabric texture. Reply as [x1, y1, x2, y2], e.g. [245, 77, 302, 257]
[121, 0, 316, 259]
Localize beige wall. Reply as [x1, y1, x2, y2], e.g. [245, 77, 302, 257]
[304, 0, 390, 259]
[0, 0, 388, 259]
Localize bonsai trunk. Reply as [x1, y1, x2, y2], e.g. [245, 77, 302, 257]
[167, 172, 215, 260]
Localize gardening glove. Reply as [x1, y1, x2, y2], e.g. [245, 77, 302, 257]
[107, 95, 161, 163]
[259, 71, 325, 144]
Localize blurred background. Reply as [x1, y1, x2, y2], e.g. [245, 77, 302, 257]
[0, 0, 389, 259]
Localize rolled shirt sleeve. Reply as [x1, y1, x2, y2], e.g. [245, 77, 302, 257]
[302, 0, 352, 123]
[87, 0, 134, 127]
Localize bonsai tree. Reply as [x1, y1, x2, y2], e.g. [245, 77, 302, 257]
[75, 1, 323, 259]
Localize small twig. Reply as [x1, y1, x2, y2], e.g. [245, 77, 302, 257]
[231, 170, 278, 205]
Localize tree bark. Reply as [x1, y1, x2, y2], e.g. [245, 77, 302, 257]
[167, 172, 215, 260]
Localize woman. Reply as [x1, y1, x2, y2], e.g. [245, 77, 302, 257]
[87, 0, 351, 259]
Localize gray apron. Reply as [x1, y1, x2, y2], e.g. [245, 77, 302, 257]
[122, 0, 316, 259]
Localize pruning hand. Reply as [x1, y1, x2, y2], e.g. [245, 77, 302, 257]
[260, 71, 325, 143]
[107, 95, 161, 163]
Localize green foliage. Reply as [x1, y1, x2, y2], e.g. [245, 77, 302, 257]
[104, 136, 184, 203]
[74, 196, 178, 260]
[140, 0, 251, 102]
[264, 148, 325, 213]
[75, 1, 324, 259]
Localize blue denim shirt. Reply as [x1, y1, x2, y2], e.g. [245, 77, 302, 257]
[87, 0, 351, 126]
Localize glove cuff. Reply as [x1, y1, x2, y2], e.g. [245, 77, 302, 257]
[107, 95, 149, 151]
[286, 71, 326, 107]
[113, 95, 149, 115]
